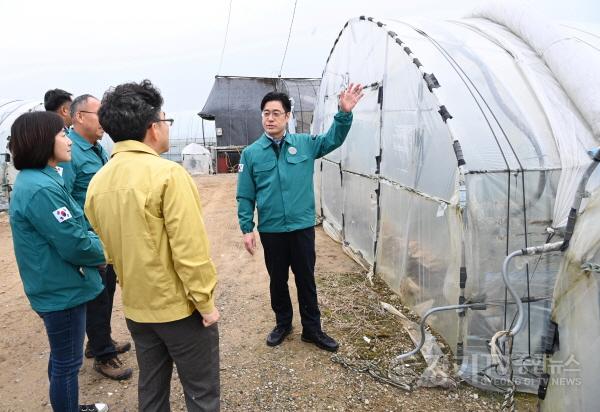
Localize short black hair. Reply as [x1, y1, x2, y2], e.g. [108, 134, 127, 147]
[9, 111, 64, 170]
[98, 80, 163, 142]
[44, 89, 72, 112]
[261, 92, 291, 112]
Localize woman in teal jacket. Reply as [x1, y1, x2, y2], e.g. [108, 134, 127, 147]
[8, 111, 108, 412]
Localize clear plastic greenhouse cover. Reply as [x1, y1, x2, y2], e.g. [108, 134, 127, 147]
[0, 99, 45, 208]
[0, 99, 44, 156]
[312, 0, 600, 401]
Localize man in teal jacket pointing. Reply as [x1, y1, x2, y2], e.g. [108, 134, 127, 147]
[237, 83, 363, 352]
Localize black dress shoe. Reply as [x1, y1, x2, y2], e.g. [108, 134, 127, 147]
[301, 330, 339, 352]
[266, 325, 292, 347]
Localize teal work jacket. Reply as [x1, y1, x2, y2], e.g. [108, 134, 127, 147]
[60, 129, 108, 211]
[236, 111, 353, 233]
[9, 166, 105, 312]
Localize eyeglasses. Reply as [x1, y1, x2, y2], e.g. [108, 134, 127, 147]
[261, 110, 286, 119]
[156, 118, 174, 126]
[79, 110, 98, 116]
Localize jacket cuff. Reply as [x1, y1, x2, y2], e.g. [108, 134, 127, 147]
[335, 111, 353, 122]
[196, 297, 216, 315]
[241, 223, 255, 234]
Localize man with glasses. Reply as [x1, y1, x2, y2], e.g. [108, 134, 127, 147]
[61, 94, 133, 381]
[237, 84, 364, 352]
[85, 80, 220, 411]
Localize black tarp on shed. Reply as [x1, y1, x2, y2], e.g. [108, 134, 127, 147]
[199, 76, 320, 147]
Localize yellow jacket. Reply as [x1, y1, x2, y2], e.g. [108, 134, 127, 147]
[85, 140, 217, 323]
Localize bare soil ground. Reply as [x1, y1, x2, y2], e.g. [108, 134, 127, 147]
[0, 174, 537, 411]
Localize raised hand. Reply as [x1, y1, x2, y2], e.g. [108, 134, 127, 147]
[339, 83, 364, 113]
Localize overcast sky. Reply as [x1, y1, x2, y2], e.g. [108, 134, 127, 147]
[0, 0, 598, 113]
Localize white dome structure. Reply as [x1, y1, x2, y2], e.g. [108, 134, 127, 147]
[181, 143, 211, 175]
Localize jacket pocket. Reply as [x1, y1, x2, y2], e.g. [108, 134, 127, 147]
[144, 211, 166, 256]
[253, 159, 277, 195]
[285, 154, 311, 184]
[253, 160, 277, 173]
[286, 154, 308, 164]
[253, 160, 277, 214]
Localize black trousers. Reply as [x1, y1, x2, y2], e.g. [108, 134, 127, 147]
[86, 264, 117, 361]
[126, 311, 220, 412]
[259, 227, 321, 333]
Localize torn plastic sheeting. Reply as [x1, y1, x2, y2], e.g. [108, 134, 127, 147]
[322, 219, 343, 244]
[341, 242, 372, 271]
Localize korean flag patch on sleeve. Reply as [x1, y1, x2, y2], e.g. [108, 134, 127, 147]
[53, 207, 72, 223]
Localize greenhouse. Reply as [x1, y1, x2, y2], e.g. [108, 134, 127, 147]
[312, 3, 600, 409]
[0, 99, 45, 207]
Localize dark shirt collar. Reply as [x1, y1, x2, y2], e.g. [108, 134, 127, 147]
[265, 131, 286, 145]
[259, 132, 286, 149]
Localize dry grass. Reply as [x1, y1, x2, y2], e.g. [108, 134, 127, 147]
[316, 269, 540, 411]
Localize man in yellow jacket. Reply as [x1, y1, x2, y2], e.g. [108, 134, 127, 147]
[85, 80, 219, 411]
